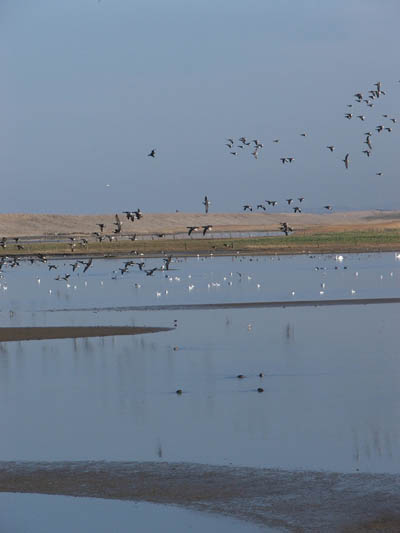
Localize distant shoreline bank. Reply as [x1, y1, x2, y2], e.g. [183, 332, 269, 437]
[0, 211, 398, 257]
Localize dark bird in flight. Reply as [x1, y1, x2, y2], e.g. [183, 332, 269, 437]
[97, 223, 105, 232]
[243, 205, 253, 211]
[203, 196, 210, 214]
[324, 205, 333, 210]
[114, 214, 122, 233]
[298, 197, 304, 203]
[343, 153, 350, 169]
[163, 256, 173, 270]
[257, 204, 266, 210]
[187, 226, 199, 236]
[82, 258, 93, 273]
[286, 198, 293, 205]
[202, 225, 212, 236]
[145, 268, 157, 276]
[123, 211, 135, 221]
[293, 206, 302, 213]
[148, 149, 156, 158]
[327, 146, 335, 152]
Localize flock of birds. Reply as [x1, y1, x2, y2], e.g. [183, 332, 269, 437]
[220, 80, 397, 215]
[145, 79, 398, 238]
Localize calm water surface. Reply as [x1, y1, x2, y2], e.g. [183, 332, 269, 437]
[0, 253, 400, 519]
[0, 493, 266, 533]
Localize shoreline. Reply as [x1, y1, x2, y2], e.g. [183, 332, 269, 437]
[0, 211, 398, 257]
[0, 231, 399, 258]
[0, 460, 399, 531]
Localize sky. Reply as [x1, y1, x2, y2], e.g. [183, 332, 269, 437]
[1, 0, 400, 214]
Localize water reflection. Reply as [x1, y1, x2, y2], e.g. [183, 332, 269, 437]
[0, 253, 399, 474]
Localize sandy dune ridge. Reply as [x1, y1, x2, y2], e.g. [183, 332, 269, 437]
[0, 210, 399, 238]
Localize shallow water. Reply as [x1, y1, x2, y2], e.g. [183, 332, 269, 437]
[1, 252, 400, 530]
[0, 493, 267, 533]
[0, 252, 398, 476]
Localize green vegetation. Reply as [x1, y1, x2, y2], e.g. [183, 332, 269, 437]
[1, 228, 399, 257]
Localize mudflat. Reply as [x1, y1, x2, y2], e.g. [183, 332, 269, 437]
[0, 461, 399, 531]
[0, 326, 171, 342]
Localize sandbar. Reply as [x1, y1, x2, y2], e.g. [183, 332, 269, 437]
[0, 461, 399, 531]
[0, 326, 171, 342]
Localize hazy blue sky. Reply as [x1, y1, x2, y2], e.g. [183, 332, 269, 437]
[1, 0, 400, 213]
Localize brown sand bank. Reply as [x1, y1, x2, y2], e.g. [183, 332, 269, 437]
[1, 210, 400, 238]
[0, 461, 399, 531]
[0, 326, 171, 342]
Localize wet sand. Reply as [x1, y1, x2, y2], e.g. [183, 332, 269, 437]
[0, 461, 399, 531]
[44, 297, 400, 314]
[0, 326, 172, 342]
